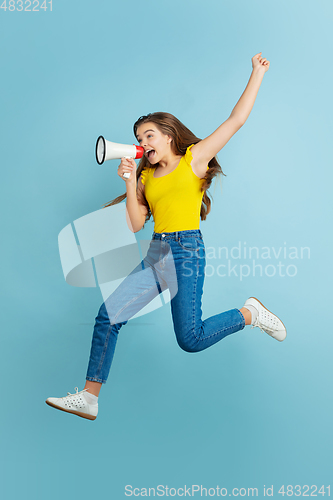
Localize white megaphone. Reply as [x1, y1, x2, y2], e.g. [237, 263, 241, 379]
[95, 136, 144, 178]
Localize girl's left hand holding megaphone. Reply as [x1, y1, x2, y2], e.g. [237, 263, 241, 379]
[95, 136, 144, 181]
[117, 157, 137, 185]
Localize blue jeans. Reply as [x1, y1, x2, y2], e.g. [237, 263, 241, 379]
[86, 229, 245, 384]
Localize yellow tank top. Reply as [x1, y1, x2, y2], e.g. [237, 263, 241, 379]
[140, 144, 208, 233]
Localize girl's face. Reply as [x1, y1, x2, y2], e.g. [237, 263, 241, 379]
[136, 122, 172, 164]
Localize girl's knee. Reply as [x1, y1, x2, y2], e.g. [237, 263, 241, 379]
[95, 302, 110, 323]
[96, 303, 127, 329]
[176, 337, 199, 353]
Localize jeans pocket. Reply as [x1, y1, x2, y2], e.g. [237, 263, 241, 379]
[177, 237, 200, 252]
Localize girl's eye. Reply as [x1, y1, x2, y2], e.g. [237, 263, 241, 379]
[138, 135, 152, 143]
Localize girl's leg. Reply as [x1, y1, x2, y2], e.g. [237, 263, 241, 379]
[85, 302, 126, 387]
[169, 235, 247, 352]
[169, 235, 281, 351]
[84, 249, 168, 389]
[239, 307, 252, 325]
[84, 380, 102, 397]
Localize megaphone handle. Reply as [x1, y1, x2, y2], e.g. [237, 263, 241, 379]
[123, 156, 133, 179]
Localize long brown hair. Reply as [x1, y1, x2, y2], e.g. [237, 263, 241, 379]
[102, 112, 225, 224]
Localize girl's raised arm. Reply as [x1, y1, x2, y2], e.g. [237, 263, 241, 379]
[191, 52, 270, 178]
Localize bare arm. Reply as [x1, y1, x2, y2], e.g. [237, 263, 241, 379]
[125, 176, 148, 233]
[191, 52, 270, 177]
[229, 60, 267, 124]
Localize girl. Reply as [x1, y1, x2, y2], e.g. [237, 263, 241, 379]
[46, 52, 286, 420]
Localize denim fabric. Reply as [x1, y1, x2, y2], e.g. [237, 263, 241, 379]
[86, 230, 245, 384]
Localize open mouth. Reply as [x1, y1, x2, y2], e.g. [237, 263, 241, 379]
[146, 149, 156, 160]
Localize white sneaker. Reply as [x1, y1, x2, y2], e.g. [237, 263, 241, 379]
[45, 387, 98, 420]
[244, 297, 287, 342]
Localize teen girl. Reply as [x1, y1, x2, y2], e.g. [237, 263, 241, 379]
[46, 52, 286, 420]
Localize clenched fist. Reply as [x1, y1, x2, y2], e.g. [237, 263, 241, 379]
[252, 52, 270, 73]
[117, 157, 137, 185]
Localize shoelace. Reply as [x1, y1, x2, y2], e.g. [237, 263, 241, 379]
[251, 319, 266, 334]
[251, 316, 278, 335]
[67, 387, 88, 397]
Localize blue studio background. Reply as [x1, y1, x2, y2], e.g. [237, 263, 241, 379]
[1, 0, 332, 498]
